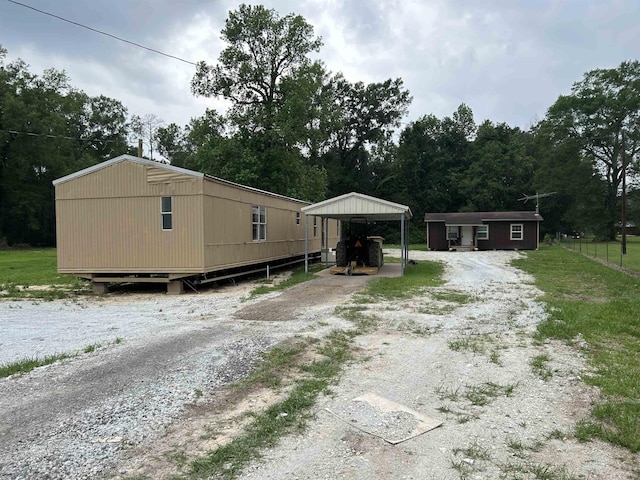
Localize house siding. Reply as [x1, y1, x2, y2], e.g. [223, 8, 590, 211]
[479, 221, 538, 250]
[427, 222, 447, 250]
[424, 212, 542, 251]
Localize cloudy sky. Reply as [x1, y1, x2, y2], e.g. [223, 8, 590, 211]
[1, 0, 639, 133]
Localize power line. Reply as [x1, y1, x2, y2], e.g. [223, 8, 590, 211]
[6, 0, 198, 66]
[1, 128, 124, 143]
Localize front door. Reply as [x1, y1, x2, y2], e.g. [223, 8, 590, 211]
[460, 226, 474, 247]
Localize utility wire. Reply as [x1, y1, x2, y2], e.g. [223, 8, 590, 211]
[1, 129, 124, 143]
[6, 0, 198, 66]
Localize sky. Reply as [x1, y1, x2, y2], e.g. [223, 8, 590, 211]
[1, 0, 639, 134]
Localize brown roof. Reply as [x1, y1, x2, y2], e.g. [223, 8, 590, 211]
[423, 211, 543, 224]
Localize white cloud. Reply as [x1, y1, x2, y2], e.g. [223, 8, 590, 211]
[2, 0, 639, 132]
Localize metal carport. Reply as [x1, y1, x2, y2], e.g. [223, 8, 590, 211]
[301, 192, 413, 275]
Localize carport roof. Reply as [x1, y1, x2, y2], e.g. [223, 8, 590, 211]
[301, 192, 412, 221]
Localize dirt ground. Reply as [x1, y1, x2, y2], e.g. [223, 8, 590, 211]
[1, 250, 638, 479]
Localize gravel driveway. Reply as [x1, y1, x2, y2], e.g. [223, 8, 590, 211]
[0, 251, 637, 479]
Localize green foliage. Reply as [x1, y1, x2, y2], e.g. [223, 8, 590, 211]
[544, 60, 640, 240]
[0, 48, 132, 246]
[514, 246, 640, 452]
[459, 121, 535, 212]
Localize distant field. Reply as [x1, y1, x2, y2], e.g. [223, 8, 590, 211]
[0, 249, 75, 286]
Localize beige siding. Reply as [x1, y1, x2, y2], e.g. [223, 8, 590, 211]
[55, 162, 202, 199]
[55, 157, 337, 278]
[202, 179, 322, 270]
[56, 161, 204, 274]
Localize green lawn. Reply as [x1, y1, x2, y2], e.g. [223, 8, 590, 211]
[0, 248, 85, 299]
[0, 248, 74, 286]
[513, 245, 640, 452]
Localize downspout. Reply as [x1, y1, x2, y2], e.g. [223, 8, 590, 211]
[323, 217, 328, 266]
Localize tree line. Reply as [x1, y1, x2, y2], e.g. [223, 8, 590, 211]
[1, 4, 638, 246]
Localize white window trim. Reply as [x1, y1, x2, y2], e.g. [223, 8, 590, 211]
[477, 225, 489, 240]
[313, 216, 318, 237]
[510, 223, 523, 240]
[447, 226, 458, 240]
[161, 196, 172, 231]
[296, 212, 301, 225]
[252, 206, 267, 241]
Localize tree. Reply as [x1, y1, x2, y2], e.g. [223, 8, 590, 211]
[458, 121, 535, 212]
[392, 105, 474, 222]
[131, 113, 164, 161]
[529, 119, 608, 236]
[319, 74, 412, 197]
[545, 61, 640, 239]
[191, 4, 327, 200]
[191, 4, 322, 133]
[0, 46, 131, 245]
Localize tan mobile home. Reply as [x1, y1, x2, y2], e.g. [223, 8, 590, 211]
[53, 155, 336, 293]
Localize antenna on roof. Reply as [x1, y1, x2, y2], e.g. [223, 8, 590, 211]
[518, 192, 557, 214]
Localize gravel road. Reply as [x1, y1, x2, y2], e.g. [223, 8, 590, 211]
[0, 251, 637, 479]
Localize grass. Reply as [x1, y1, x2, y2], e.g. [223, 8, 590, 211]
[560, 235, 640, 275]
[366, 260, 444, 298]
[513, 245, 640, 452]
[0, 340, 119, 378]
[0, 248, 89, 299]
[248, 264, 326, 298]
[530, 353, 554, 380]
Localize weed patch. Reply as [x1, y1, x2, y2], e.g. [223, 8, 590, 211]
[0, 339, 122, 378]
[248, 265, 325, 298]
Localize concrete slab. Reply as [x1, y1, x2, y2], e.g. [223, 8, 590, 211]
[326, 392, 442, 444]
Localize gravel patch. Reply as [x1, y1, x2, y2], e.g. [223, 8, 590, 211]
[238, 250, 638, 480]
[1, 251, 637, 479]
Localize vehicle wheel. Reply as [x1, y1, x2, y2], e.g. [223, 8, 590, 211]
[336, 241, 347, 267]
[368, 242, 381, 268]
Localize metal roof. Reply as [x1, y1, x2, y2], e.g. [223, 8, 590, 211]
[52, 154, 309, 204]
[301, 192, 412, 221]
[424, 211, 543, 224]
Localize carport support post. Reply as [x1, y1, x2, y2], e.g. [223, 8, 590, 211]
[401, 213, 406, 275]
[406, 219, 410, 267]
[304, 214, 309, 273]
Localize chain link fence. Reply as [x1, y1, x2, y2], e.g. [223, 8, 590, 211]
[559, 236, 640, 275]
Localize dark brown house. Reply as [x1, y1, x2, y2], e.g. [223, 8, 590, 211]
[424, 211, 543, 251]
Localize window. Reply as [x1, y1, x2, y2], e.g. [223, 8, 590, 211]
[510, 224, 523, 240]
[447, 226, 458, 240]
[477, 225, 489, 240]
[161, 196, 172, 230]
[252, 206, 266, 241]
[296, 212, 301, 225]
[313, 217, 318, 237]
